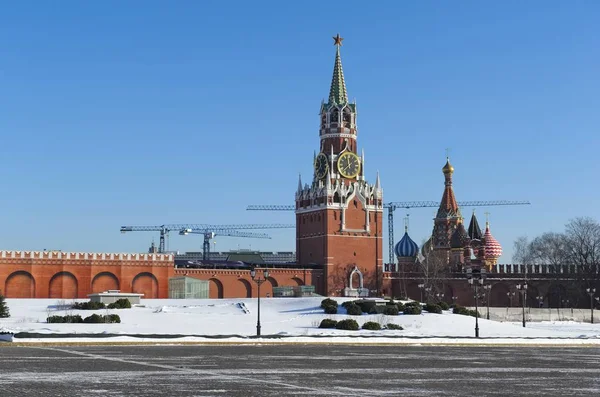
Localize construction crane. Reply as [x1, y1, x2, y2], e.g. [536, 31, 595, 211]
[179, 228, 272, 260]
[246, 200, 531, 263]
[120, 223, 295, 255]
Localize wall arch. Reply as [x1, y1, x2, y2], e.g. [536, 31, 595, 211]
[209, 278, 224, 299]
[291, 277, 304, 286]
[132, 272, 159, 299]
[91, 272, 119, 293]
[5, 271, 35, 298]
[238, 279, 252, 298]
[49, 271, 78, 299]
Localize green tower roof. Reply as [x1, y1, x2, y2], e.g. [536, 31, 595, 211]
[328, 34, 348, 106]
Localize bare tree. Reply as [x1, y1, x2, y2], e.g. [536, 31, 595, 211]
[418, 249, 449, 302]
[564, 217, 600, 286]
[512, 236, 532, 264]
[529, 232, 569, 268]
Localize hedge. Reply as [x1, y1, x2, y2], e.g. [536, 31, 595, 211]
[319, 319, 338, 329]
[335, 319, 359, 330]
[362, 321, 381, 330]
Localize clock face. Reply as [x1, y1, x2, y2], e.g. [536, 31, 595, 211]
[337, 151, 361, 179]
[314, 153, 329, 179]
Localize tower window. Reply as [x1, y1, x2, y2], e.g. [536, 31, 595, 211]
[353, 200, 358, 208]
[343, 108, 351, 127]
[331, 109, 339, 124]
[334, 212, 337, 220]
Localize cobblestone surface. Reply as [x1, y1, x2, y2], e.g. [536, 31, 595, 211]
[0, 345, 599, 396]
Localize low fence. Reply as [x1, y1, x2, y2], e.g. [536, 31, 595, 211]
[465, 307, 597, 323]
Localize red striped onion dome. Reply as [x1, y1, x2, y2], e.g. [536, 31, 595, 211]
[484, 223, 502, 259]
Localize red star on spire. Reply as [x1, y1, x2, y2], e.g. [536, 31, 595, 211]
[333, 33, 343, 46]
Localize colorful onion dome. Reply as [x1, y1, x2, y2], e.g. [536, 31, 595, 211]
[450, 223, 470, 249]
[484, 222, 502, 259]
[395, 231, 419, 258]
[442, 157, 454, 174]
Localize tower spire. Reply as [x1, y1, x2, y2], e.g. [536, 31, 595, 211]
[328, 34, 348, 105]
[437, 156, 460, 218]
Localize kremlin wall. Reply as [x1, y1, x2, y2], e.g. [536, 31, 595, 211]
[1, 36, 594, 308]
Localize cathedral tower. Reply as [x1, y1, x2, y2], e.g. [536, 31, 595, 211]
[431, 157, 463, 259]
[296, 35, 384, 296]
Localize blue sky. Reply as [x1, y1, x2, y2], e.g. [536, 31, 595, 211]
[0, 1, 598, 262]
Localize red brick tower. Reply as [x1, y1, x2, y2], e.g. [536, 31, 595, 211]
[296, 35, 384, 296]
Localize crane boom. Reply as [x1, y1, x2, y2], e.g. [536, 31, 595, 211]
[120, 223, 295, 255]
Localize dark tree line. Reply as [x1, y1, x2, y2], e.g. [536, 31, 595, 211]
[512, 216, 600, 286]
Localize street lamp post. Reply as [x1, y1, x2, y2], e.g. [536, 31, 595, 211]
[436, 293, 445, 305]
[467, 267, 486, 338]
[418, 283, 424, 303]
[250, 268, 270, 337]
[516, 283, 528, 328]
[587, 288, 596, 324]
[483, 284, 491, 320]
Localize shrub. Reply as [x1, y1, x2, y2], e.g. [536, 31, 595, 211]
[47, 314, 83, 323]
[83, 314, 120, 323]
[453, 305, 481, 317]
[403, 305, 422, 315]
[438, 301, 450, 311]
[354, 300, 377, 314]
[341, 300, 357, 309]
[0, 291, 10, 318]
[72, 301, 106, 310]
[404, 301, 421, 308]
[107, 298, 132, 309]
[395, 302, 405, 312]
[323, 305, 338, 314]
[383, 305, 399, 315]
[335, 319, 359, 331]
[345, 303, 363, 316]
[386, 323, 404, 330]
[424, 303, 442, 314]
[320, 298, 338, 309]
[362, 321, 381, 330]
[319, 319, 338, 329]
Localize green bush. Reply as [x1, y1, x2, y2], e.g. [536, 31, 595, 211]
[107, 298, 132, 309]
[0, 291, 10, 318]
[321, 298, 338, 309]
[323, 305, 338, 314]
[72, 301, 106, 310]
[383, 305, 399, 315]
[424, 303, 442, 314]
[341, 300, 357, 309]
[386, 323, 404, 330]
[83, 313, 121, 323]
[404, 301, 421, 308]
[368, 306, 386, 315]
[345, 303, 363, 316]
[403, 305, 422, 315]
[438, 301, 450, 311]
[354, 300, 377, 314]
[335, 319, 359, 331]
[395, 302, 405, 312]
[453, 305, 481, 317]
[47, 315, 83, 323]
[362, 321, 381, 330]
[319, 319, 338, 329]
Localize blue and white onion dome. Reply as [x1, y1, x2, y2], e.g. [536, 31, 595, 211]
[395, 229, 419, 258]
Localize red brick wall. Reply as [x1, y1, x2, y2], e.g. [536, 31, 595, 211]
[0, 251, 174, 299]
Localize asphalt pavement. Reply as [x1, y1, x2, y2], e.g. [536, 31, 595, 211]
[0, 344, 598, 396]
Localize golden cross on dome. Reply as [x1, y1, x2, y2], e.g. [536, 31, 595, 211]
[445, 147, 451, 159]
[333, 33, 344, 46]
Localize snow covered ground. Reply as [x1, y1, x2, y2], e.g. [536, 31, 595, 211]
[1, 297, 600, 345]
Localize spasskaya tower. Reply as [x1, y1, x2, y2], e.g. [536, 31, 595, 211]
[295, 35, 384, 297]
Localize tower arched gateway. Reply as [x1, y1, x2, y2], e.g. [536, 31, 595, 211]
[296, 35, 384, 296]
